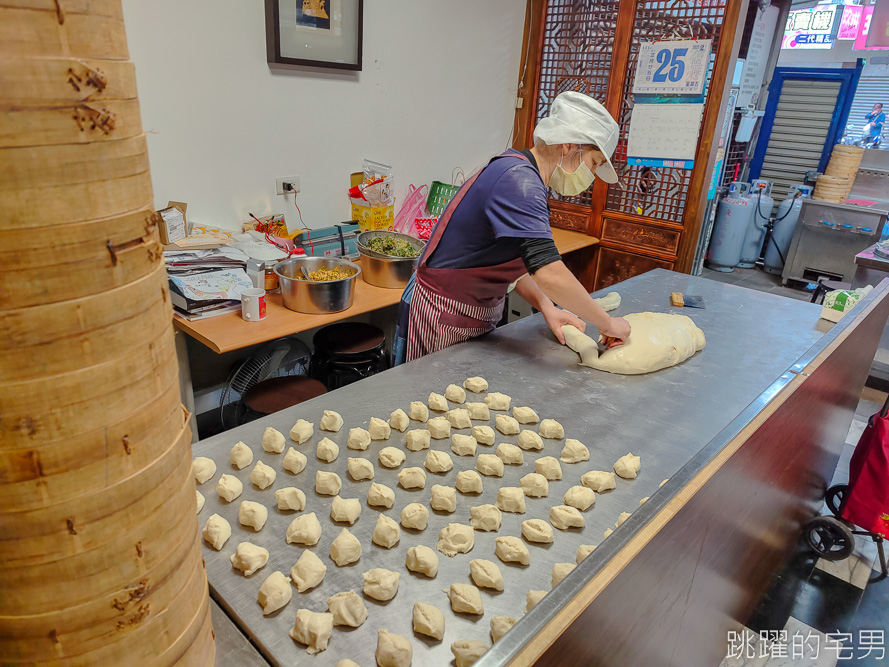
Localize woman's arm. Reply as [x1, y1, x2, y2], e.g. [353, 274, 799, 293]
[513, 274, 585, 344]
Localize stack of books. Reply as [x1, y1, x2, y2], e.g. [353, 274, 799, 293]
[165, 249, 252, 321]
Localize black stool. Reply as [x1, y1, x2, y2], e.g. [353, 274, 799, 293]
[810, 279, 852, 305]
[310, 322, 388, 390]
[243, 376, 327, 418]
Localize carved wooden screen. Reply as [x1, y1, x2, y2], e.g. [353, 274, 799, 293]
[531, 0, 741, 289]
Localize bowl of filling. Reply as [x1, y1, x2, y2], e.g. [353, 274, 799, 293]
[356, 231, 425, 289]
[274, 256, 361, 314]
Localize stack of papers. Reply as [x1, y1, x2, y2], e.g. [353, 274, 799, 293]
[164, 248, 249, 275]
[168, 267, 254, 321]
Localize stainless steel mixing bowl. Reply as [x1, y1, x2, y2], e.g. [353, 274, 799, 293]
[274, 257, 360, 314]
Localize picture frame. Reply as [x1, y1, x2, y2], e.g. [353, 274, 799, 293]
[265, 0, 363, 71]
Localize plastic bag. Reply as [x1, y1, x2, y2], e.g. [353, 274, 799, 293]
[361, 159, 393, 207]
[394, 184, 428, 235]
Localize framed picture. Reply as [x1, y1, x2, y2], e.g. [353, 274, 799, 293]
[265, 0, 363, 71]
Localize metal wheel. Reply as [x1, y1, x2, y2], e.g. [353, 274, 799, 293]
[805, 516, 855, 562]
[825, 484, 849, 518]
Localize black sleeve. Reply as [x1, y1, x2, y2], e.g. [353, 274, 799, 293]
[519, 236, 562, 274]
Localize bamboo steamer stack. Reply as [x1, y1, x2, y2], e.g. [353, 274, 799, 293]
[0, 2, 214, 664]
[814, 144, 865, 203]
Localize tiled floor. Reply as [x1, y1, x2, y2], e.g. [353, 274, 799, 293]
[701, 266, 816, 302]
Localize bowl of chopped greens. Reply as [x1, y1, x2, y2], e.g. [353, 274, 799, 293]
[274, 257, 361, 313]
[357, 231, 425, 289]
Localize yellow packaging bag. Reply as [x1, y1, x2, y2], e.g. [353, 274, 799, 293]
[351, 200, 394, 232]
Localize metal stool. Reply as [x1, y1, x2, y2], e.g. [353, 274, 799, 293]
[810, 279, 852, 305]
[310, 322, 388, 390]
[242, 376, 327, 418]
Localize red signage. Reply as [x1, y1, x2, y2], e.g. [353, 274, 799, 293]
[866, 0, 889, 48]
[838, 5, 863, 40]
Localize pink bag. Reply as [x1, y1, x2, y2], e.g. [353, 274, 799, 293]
[394, 184, 429, 236]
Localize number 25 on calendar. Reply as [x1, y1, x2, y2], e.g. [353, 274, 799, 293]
[634, 40, 711, 95]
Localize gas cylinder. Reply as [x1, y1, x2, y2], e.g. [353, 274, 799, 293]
[738, 179, 774, 268]
[707, 182, 753, 272]
[763, 184, 813, 275]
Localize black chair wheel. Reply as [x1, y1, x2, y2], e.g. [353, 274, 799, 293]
[825, 484, 849, 518]
[805, 516, 855, 562]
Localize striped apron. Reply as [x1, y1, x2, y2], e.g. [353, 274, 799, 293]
[405, 154, 530, 362]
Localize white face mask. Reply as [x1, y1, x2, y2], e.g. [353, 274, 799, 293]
[549, 150, 595, 196]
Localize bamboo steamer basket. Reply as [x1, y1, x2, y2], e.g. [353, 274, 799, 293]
[0, 1, 213, 662]
[825, 144, 864, 179]
[813, 174, 853, 203]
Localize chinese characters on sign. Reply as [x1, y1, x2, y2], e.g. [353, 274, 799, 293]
[633, 40, 712, 96]
[737, 5, 780, 108]
[725, 628, 886, 662]
[782, 5, 838, 50]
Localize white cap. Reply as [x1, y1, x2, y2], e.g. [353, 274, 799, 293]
[533, 91, 620, 184]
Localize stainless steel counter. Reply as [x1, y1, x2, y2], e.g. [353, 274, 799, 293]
[194, 269, 827, 666]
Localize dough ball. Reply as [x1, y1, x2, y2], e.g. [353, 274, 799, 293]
[389, 408, 409, 433]
[329, 528, 362, 566]
[327, 590, 368, 627]
[336, 661, 360, 667]
[469, 504, 502, 532]
[463, 376, 488, 393]
[257, 570, 292, 615]
[614, 452, 642, 479]
[283, 447, 308, 475]
[447, 583, 484, 615]
[490, 616, 518, 643]
[275, 487, 306, 511]
[347, 427, 371, 451]
[405, 544, 440, 578]
[538, 419, 564, 439]
[576, 544, 596, 563]
[369, 417, 391, 441]
[513, 406, 539, 424]
[286, 512, 322, 546]
[430, 484, 457, 513]
[465, 402, 490, 421]
[202, 513, 231, 550]
[428, 392, 449, 412]
[193, 457, 217, 484]
[347, 457, 374, 481]
[195, 490, 205, 513]
[413, 601, 445, 641]
[230, 542, 269, 577]
[397, 466, 427, 490]
[367, 482, 395, 508]
[616, 511, 632, 527]
[496, 487, 526, 514]
[525, 589, 547, 612]
[250, 461, 277, 489]
[427, 416, 451, 440]
[437, 523, 475, 557]
[517, 430, 544, 451]
[561, 438, 590, 463]
[451, 433, 478, 456]
[405, 428, 432, 451]
[315, 470, 342, 496]
[639, 496, 650, 506]
[452, 640, 489, 667]
[424, 450, 454, 474]
[563, 485, 596, 511]
[289, 608, 333, 655]
[520, 473, 549, 498]
[521, 518, 554, 543]
[262, 427, 286, 454]
[660, 478, 669, 488]
[534, 456, 562, 481]
[495, 536, 530, 565]
[238, 500, 269, 531]
[496, 443, 523, 465]
[362, 567, 400, 601]
[378, 446, 406, 469]
[472, 425, 496, 445]
[216, 474, 243, 502]
[330, 495, 361, 524]
[445, 383, 466, 404]
[290, 550, 327, 592]
[551, 562, 576, 586]
[484, 392, 511, 411]
[456, 470, 484, 494]
[446, 408, 472, 429]
[469, 559, 504, 591]
[476, 454, 504, 477]
[604, 527, 614, 539]
[372, 513, 401, 549]
[289, 419, 314, 445]
[409, 401, 429, 422]
[550, 505, 585, 530]
[376, 629, 412, 667]
[581, 470, 616, 492]
[316, 437, 339, 463]
[495, 414, 520, 435]
[229, 442, 254, 469]
[320, 410, 344, 432]
[401, 502, 429, 531]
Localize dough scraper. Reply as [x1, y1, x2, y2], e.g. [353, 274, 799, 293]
[670, 292, 705, 309]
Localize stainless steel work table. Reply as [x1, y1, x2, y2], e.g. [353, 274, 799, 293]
[194, 269, 864, 666]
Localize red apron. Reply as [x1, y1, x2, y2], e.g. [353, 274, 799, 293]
[841, 411, 889, 537]
[406, 154, 530, 362]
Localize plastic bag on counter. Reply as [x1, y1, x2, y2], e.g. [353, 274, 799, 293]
[394, 184, 428, 235]
[359, 159, 393, 207]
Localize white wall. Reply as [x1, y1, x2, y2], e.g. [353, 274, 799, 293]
[122, 0, 526, 232]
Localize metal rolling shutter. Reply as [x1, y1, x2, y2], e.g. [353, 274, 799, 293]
[847, 75, 889, 138]
[759, 78, 842, 202]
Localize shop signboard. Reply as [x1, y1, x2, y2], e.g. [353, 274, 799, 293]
[737, 5, 780, 108]
[853, 6, 884, 50]
[782, 5, 838, 49]
[838, 5, 863, 40]
[866, 0, 889, 48]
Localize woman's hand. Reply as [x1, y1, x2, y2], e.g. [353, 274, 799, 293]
[542, 306, 585, 344]
[599, 316, 631, 343]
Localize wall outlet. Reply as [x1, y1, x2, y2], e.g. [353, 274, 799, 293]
[275, 176, 300, 195]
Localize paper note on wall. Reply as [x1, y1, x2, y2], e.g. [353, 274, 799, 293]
[626, 103, 705, 162]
